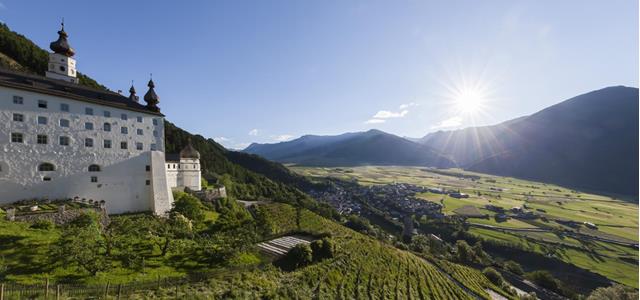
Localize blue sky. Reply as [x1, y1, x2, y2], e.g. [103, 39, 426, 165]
[1, 1, 637, 149]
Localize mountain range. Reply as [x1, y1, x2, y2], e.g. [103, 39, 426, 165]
[245, 86, 639, 197]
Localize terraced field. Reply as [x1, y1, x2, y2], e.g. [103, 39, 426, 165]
[291, 166, 639, 287]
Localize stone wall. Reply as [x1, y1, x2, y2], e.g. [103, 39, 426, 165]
[5, 203, 109, 227]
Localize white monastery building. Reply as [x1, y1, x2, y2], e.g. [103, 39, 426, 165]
[0, 23, 201, 214]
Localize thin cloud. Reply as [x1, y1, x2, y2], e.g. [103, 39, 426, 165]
[214, 136, 230, 142]
[431, 116, 463, 129]
[373, 110, 409, 119]
[399, 102, 417, 109]
[248, 129, 259, 136]
[364, 118, 386, 124]
[272, 134, 294, 142]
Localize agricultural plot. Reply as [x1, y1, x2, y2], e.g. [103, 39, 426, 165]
[290, 165, 639, 287]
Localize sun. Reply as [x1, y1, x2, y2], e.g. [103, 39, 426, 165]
[454, 87, 486, 115]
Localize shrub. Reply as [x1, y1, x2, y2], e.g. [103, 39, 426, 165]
[277, 244, 313, 271]
[310, 238, 335, 262]
[587, 284, 638, 300]
[30, 219, 54, 230]
[504, 260, 524, 275]
[526, 270, 560, 292]
[482, 267, 504, 285]
[172, 192, 205, 223]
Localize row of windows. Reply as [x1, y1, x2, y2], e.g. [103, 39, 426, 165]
[10, 133, 155, 150]
[11, 114, 158, 136]
[12, 95, 160, 125]
[32, 163, 152, 184]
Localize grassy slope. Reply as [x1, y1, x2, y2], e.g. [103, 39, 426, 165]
[145, 202, 502, 299]
[291, 165, 639, 287]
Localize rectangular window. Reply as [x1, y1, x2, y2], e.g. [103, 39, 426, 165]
[121, 127, 128, 134]
[11, 133, 23, 143]
[37, 135, 48, 145]
[38, 100, 47, 108]
[136, 142, 143, 150]
[120, 141, 128, 149]
[85, 122, 94, 130]
[85, 107, 94, 115]
[43, 177, 52, 182]
[145, 179, 151, 186]
[121, 114, 128, 120]
[13, 113, 24, 122]
[60, 103, 69, 112]
[153, 130, 158, 137]
[37, 116, 48, 125]
[150, 143, 157, 151]
[145, 165, 151, 171]
[152, 118, 158, 126]
[137, 129, 143, 135]
[59, 136, 70, 146]
[13, 95, 24, 104]
[136, 116, 143, 123]
[104, 139, 112, 149]
[85, 138, 94, 147]
[103, 123, 111, 131]
[59, 119, 70, 127]
[91, 176, 98, 183]
[103, 111, 111, 117]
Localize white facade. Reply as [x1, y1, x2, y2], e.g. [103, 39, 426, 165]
[45, 53, 78, 84]
[0, 86, 174, 214]
[166, 157, 202, 191]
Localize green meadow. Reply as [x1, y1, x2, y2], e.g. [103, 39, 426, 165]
[291, 165, 639, 287]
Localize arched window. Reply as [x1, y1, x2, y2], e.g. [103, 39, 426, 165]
[38, 163, 55, 172]
[88, 164, 101, 172]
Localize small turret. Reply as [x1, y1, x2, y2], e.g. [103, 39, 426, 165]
[143, 76, 160, 112]
[129, 82, 138, 102]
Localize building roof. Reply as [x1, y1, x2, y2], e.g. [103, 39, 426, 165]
[49, 22, 75, 57]
[0, 68, 164, 116]
[180, 142, 200, 159]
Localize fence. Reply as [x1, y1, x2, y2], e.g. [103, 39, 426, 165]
[0, 270, 237, 300]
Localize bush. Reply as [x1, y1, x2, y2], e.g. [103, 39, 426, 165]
[310, 238, 335, 262]
[526, 270, 560, 292]
[277, 244, 313, 271]
[68, 212, 100, 228]
[172, 192, 205, 223]
[503, 260, 524, 275]
[587, 284, 638, 300]
[482, 267, 504, 285]
[30, 219, 54, 230]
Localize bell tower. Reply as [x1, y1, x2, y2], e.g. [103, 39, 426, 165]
[45, 21, 79, 84]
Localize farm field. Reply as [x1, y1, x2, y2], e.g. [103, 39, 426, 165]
[290, 165, 639, 287]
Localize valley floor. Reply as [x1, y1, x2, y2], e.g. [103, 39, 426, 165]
[291, 165, 639, 288]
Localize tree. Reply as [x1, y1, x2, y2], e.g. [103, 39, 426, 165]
[503, 260, 524, 275]
[148, 213, 193, 257]
[172, 192, 205, 223]
[410, 234, 430, 254]
[277, 244, 313, 271]
[482, 267, 504, 286]
[50, 214, 110, 275]
[526, 270, 560, 292]
[455, 240, 475, 264]
[472, 241, 492, 265]
[310, 238, 335, 262]
[587, 284, 638, 300]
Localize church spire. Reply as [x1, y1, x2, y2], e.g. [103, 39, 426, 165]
[143, 75, 160, 112]
[49, 19, 75, 57]
[129, 81, 138, 102]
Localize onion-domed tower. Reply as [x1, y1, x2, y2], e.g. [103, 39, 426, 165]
[177, 139, 201, 191]
[45, 21, 79, 83]
[144, 78, 160, 112]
